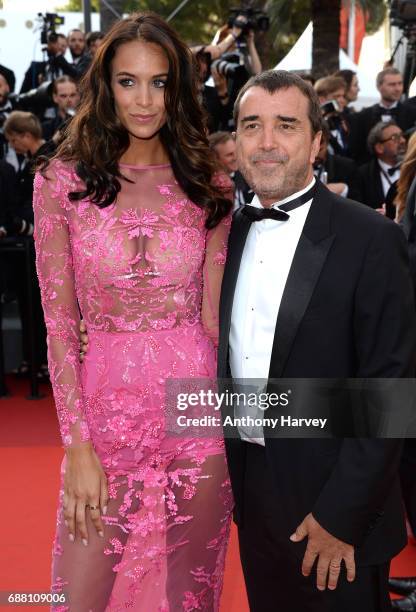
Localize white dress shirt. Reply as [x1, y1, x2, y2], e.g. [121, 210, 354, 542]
[378, 159, 400, 198]
[229, 178, 315, 445]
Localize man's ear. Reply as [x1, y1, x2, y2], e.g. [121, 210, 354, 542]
[374, 142, 384, 157]
[310, 130, 322, 164]
[232, 131, 236, 140]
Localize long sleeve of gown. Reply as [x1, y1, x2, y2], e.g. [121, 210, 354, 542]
[33, 164, 90, 447]
[201, 213, 231, 346]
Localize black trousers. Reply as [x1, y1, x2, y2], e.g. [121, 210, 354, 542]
[237, 442, 392, 612]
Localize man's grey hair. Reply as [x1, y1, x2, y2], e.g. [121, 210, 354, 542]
[367, 120, 398, 154]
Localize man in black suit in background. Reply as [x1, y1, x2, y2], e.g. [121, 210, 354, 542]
[218, 70, 416, 611]
[358, 120, 406, 219]
[313, 121, 362, 201]
[349, 67, 416, 165]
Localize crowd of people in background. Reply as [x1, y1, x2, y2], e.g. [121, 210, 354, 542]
[0, 18, 416, 390]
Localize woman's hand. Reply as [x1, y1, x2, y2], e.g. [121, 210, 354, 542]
[79, 319, 89, 363]
[63, 442, 108, 546]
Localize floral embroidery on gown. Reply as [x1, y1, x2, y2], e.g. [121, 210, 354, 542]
[33, 160, 234, 611]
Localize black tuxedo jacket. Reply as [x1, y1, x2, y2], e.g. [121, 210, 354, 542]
[218, 181, 416, 566]
[349, 102, 416, 165]
[358, 158, 396, 219]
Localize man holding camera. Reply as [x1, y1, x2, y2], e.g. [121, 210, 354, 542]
[20, 32, 77, 94]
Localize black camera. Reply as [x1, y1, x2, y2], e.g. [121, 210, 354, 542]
[228, 7, 270, 36]
[38, 12, 65, 46]
[321, 100, 341, 116]
[211, 55, 247, 79]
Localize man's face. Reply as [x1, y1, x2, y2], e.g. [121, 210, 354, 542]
[235, 86, 321, 206]
[53, 82, 80, 114]
[347, 75, 359, 102]
[329, 87, 347, 111]
[0, 75, 10, 106]
[68, 30, 86, 57]
[6, 131, 30, 155]
[378, 74, 403, 104]
[375, 125, 407, 162]
[57, 35, 68, 55]
[90, 37, 103, 56]
[215, 138, 238, 173]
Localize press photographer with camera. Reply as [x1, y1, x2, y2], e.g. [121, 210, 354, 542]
[20, 14, 77, 94]
[193, 9, 264, 132]
[315, 75, 351, 157]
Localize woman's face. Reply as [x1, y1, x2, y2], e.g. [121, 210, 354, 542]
[347, 75, 359, 102]
[111, 40, 169, 142]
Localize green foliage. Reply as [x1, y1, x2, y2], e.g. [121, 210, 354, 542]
[56, 0, 100, 11]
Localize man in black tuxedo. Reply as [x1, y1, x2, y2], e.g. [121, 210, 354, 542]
[218, 70, 416, 611]
[358, 120, 406, 219]
[349, 67, 416, 165]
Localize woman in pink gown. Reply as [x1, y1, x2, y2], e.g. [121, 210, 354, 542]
[33, 12, 233, 611]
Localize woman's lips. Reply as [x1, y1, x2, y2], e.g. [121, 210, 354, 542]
[130, 113, 157, 124]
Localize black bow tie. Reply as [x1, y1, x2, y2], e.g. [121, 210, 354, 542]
[379, 106, 396, 116]
[387, 165, 400, 176]
[241, 183, 317, 223]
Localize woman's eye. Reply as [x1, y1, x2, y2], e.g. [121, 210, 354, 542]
[118, 78, 134, 87]
[153, 79, 167, 89]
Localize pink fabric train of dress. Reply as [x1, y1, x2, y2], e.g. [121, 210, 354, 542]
[33, 160, 234, 611]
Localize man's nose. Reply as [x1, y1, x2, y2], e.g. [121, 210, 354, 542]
[259, 126, 277, 150]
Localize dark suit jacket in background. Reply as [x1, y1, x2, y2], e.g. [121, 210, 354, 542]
[349, 102, 416, 165]
[324, 153, 362, 202]
[218, 181, 416, 567]
[358, 158, 396, 219]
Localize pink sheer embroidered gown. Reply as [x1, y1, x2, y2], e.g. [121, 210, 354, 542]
[33, 160, 234, 611]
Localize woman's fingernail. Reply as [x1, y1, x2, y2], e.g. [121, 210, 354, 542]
[82, 538, 88, 547]
[98, 531, 104, 538]
[64, 520, 68, 528]
[103, 506, 108, 515]
[68, 534, 74, 542]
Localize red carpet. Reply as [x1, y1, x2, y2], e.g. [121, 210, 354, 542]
[0, 378, 415, 611]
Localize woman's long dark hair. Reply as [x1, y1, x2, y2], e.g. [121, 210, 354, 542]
[43, 12, 231, 228]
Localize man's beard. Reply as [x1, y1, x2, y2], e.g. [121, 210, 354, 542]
[238, 153, 311, 204]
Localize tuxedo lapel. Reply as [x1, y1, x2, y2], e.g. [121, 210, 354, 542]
[371, 159, 385, 206]
[218, 208, 252, 377]
[268, 183, 335, 379]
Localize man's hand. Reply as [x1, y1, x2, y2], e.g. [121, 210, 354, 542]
[376, 203, 386, 216]
[326, 182, 347, 196]
[79, 319, 89, 363]
[290, 513, 355, 591]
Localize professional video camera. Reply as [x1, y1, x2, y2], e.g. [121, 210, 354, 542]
[37, 12, 65, 46]
[227, 7, 270, 37]
[389, 1, 416, 92]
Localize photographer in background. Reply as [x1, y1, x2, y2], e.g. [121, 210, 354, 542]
[313, 121, 362, 200]
[20, 31, 77, 94]
[358, 120, 406, 219]
[208, 130, 253, 208]
[67, 28, 86, 66]
[193, 11, 263, 132]
[315, 75, 351, 157]
[75, 31, 104, 77]
[41, 76, 79, 140]
[3, 111, 48, 381]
